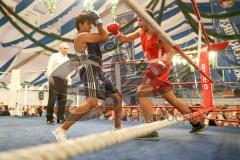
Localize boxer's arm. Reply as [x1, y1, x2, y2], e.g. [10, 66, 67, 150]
[117, 30, 140, 62]
[117, 28, 141, 42]
[107, 22, 141, 42]
[75, 25, 109, 44]
[160, 40, 175, 64]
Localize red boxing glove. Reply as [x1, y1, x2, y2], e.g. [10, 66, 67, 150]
[145, 60, 167, 79]
[107, 22, 121, 37]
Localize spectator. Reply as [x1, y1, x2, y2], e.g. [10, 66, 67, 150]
[236, 112, 240, 121]
[0, 106, 10, 116]
[138, 110, 144, 122]
[0, 107, 3, 115]
[153, 108, 162, 121]
[126, 108, 132, 121]
[9, 108, 15, 116]
[23, 106, 30, 117]
[42, 106, 47, 117]
[104, 110, 113, 120]
[121, 108, 127, 121]
[228, 112, 239, 127]
[204, 108, 225, 127]
[161, 109, 169, 120]
[173, 109, 183, 121]
[36, 106, 43, 117]
[231, 116, 239, 127]
[235, 112, 240, 127]
[131, 109, 139, 122]
[108, 111, 115, 120]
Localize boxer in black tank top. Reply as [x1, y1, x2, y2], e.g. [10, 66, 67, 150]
[52, 11, 122, 142]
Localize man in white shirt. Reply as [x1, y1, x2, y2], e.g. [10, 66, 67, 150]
[46, 42, 71, 125]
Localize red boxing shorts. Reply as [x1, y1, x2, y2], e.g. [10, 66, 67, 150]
[141, 60, 172, 95]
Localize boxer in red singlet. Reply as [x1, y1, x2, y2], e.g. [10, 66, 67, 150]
[107, 9, 207, 140]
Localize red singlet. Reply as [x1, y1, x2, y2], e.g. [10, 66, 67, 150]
[140, 32, 166, 60]
[140, 31, 172, 94]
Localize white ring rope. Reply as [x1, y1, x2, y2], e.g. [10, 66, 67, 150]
[0, 108, 212, 160]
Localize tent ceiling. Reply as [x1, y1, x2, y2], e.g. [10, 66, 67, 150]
[0, 0, 239, 84]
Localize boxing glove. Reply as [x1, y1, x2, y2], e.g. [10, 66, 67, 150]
[86, 10, 103, 25]
[107, 22, 121, 37]
[145, 59, 167, 78]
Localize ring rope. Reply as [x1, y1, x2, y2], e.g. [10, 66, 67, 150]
[0, 108, 212, 160]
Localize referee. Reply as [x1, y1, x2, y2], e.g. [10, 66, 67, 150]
[46, 42, 71, 125]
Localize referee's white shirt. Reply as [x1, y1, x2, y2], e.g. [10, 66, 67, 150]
[46, 52, 71, 84]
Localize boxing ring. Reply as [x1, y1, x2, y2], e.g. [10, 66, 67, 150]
[0, 117, 239, 160]
[0, 0, 239, 160]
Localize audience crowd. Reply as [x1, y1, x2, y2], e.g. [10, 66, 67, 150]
[0, 104, 239, 127]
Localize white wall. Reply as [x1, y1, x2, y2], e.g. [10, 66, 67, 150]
[16, 90, 86, 106]
[0, 89, 86, 108]
[0, 89, 10, 105]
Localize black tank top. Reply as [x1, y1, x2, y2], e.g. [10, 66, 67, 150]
[86, 43, 102, 66]
[74, 42, 102, 66]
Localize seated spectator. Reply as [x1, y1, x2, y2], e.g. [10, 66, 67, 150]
[173, 109, 183, 121]
[42, 106, 47, 117]
[226, 112, 239, 127]
[161, 109, 169, 120]
[126, 109, 132, 121]
[235, 112, 240, 127]
[108, 111, 115, 120]
[223, 111, 238, 127]
[138, 110, 144, 122]
[104, 110, 113, 120]
[223, 112, 231, 127]
[0, 107, 3, 115]
[9, 108, 15, 116]
[36, 106, 43, 117]
[204, 108, 225, 126]
[31, 113, 36, 117]
[153, 108, 162, 121]
[167, 108, 174, 115]
[236, 112, 240, 121]
[0, 105, 10, 116]
[121, 108, 127, 121]
[131, 109, 140, 122]
[228, 112, 239, 127]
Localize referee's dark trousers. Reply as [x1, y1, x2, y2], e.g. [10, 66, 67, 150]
[46, 76, 67, 121]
